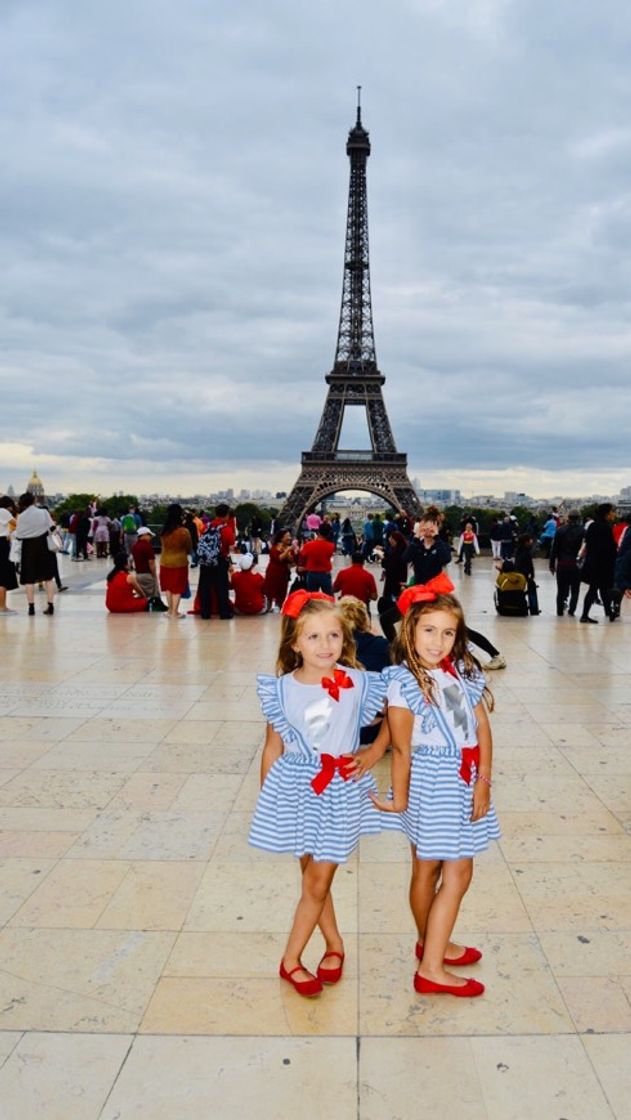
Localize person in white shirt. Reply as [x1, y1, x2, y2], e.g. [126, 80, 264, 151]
[15, 493, 56, 615]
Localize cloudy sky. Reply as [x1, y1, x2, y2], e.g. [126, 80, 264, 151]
[2, 0, 630, 499]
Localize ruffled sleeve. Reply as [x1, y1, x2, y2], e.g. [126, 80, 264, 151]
[457, 662, 487, 707]
[358, 670, 387, 726]
[256, 674, 295, 744]
[382, 665, 428, 715]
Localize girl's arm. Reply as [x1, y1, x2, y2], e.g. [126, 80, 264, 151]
[369, 706, 413, 812]
[472, 702, 493, 821]
[260, 722, 283, 786]
[348, 712, 391, 779]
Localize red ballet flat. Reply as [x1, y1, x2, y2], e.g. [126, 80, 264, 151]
[415, 941, 482, 966]
[414, 973, 485, 997]
[316, 950, 345, 985]
[279, 961, 323, 998]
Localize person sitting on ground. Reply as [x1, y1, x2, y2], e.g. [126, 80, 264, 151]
[333, 550, 378, 607]
[230, 553, 268, 614]
[105, 552, 149, 613]
[131, 527, 166, 609]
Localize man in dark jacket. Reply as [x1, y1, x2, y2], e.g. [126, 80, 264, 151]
[611, 525, 631, 620]
[579, 503, 617, 623]
[549, 511, 584, 617]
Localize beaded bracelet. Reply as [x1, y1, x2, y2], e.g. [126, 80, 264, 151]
[476, 774, 492, 787]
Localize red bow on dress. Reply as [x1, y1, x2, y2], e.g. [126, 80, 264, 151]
[311, 753, 354, 795]
[281, 590, 335, 618]
[321, 668, 354, 702]
[459, 745, 480, 786]
[397, 573, 455, 615]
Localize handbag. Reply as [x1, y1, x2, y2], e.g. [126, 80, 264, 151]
[9, 537, 22, 565]
[47, 531, 61, 553]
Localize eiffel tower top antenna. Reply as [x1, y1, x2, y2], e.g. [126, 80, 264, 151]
[333, 86, 377, 375]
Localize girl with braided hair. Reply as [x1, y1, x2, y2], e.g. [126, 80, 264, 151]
[372, 573, 500, 998]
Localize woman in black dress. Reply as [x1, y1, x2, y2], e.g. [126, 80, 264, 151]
[15, 492, 56, 615]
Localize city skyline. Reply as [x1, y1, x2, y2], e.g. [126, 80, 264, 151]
[2, 2, 630, 498]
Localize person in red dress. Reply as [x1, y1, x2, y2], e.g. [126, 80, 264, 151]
[333, 551, 378, 607]
[263, 528, 296, 612]
[231, 554, 268, 614]
[105, 553, 149, 613]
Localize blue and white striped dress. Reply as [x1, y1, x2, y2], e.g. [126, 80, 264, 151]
[249, 666, 386, 863]
[383, 663, 501, 860]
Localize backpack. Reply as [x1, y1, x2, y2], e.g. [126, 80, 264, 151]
[496, 570, 527, 593]
[121, 514, 137, 534]
[197, 525, 222, 567]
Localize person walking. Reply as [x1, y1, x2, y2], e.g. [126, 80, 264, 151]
[580, 503, 617, 623]
[549, 512, 583, 617]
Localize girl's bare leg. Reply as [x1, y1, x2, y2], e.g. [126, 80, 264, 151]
[416, 857, 473, 986]
[282, 858, 338, 981]
[299, 855, 344, 958]
[171, 592, 182, 616]
[410, 851, 470, 958]
[409, 851, 441, 942]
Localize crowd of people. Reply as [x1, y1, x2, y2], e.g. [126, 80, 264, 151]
[1, 496, 630, 635]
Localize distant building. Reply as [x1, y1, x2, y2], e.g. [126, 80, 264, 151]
[26, 470, 46, 503]
[416, 488, 462, 505]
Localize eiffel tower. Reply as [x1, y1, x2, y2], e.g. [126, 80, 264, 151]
[277, 93, 421, 529]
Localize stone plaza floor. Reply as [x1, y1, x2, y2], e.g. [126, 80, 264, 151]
[0, 552, 629, 1119]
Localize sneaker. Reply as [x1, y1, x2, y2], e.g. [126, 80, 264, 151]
[486, 654, 507, 670]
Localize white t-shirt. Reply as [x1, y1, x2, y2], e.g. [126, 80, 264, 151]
[283, 670, 359, 758]
[387, 667, 478, 749]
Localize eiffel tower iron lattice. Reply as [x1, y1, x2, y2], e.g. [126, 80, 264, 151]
[277, 95, 421, 529]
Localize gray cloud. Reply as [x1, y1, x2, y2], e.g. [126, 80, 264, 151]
[1, 0, 630, 493]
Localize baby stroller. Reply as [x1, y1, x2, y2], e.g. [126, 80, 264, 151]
[495, 562, 529, 616]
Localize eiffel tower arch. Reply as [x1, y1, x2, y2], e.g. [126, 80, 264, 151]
[277, 93, 421, 530]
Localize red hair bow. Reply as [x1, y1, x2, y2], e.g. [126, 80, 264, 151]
[397, 573, 455, 615]
[281, 590, 335, 618]
[321, 668, 354, 701]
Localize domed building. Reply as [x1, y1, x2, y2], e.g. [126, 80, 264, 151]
[26, 470, 47, 503]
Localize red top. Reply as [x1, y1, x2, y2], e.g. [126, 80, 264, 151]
[333, 564, 377, 604]
[231, 570, 266, 614]
[613, 522, 628, 547]
[106, 571, 147, 613]
[300, 538, 335, 572]
[210, 517, 236, 558]
[131, 537, 154, 574]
